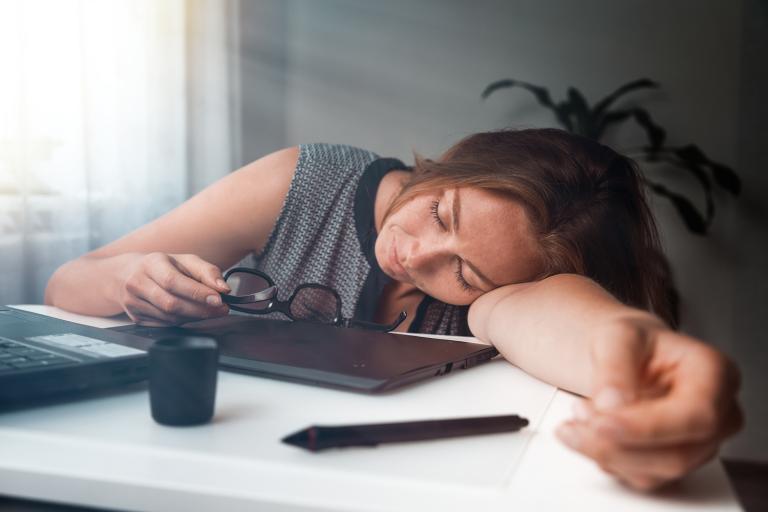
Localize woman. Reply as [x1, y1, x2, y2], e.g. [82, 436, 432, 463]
[45, 128, 742, 491]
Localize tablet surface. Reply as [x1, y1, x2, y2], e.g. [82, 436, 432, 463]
[111, 316, 498, 393]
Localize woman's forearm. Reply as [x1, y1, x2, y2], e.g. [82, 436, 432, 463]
[467, 273, 665, 396]
[44, 253, 142, 317]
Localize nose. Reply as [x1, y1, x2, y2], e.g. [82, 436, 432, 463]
[403, 234, 449, 274]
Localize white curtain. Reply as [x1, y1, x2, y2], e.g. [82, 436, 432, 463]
[0, 0, 239, 305]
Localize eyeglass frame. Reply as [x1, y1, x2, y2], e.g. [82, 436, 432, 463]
[219, 267, 407, 333]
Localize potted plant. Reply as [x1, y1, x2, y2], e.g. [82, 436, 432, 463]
[481, 78, 741, 235]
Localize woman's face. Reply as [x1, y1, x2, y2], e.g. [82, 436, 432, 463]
[374, 186, 543, 305]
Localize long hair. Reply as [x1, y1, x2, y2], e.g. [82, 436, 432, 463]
[385, 128, 678, 327]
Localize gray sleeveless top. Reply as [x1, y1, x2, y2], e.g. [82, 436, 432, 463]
[246, 143, 470, 336]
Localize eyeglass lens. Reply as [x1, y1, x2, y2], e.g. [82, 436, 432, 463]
[225, 272, 272, 311]
[289, 286, 340, 324]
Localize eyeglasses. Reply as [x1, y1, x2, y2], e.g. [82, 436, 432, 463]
[220, 267, 407, 333]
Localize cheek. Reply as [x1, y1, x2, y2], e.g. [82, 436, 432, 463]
[394, 200, 431, 232]
[374, 224, 393, 266]
[416, 272, 479, 307]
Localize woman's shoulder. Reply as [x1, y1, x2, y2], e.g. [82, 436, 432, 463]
[254, 144, 381, 253]
[297, 143, 380, 177]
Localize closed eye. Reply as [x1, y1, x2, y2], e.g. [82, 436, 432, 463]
[454, 258, 473, 291]
[430, 199, 474, 293]
[430, 200, 445, 229]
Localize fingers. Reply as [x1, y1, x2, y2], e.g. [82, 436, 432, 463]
[130, 298, 228, 326]
[573, 388, 734, 449]
[557, 418, 720, 490]
[143, 254, 227, 306]
[124, 296, 182, 326]
[568, 325, 742, 492]
[615, 474, 668, 492]
[144, 276, 229, 320]
[150, 264, 223, 307]
[589, 320, 655, 408]
[119, 252, 232, 324]
[590, 397, 722, 447]
[586, 350, 742, 448]
[560, 394, 741, 491]
[172, 253, 231, 294]
[588, 323, 736, 447]
[125, 269, 228, 324]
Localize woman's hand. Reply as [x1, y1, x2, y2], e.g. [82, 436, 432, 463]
[556, 317, 743, 491]
[467, 275, 743, 491]
[117, 252, 232, 326]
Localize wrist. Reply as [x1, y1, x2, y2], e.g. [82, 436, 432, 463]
[587, 313, 668, 398]
[612, 311, 668, 334]
[104, 252, 146, 313]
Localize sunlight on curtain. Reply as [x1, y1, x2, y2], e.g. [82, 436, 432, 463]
[0, 0, 187, 304]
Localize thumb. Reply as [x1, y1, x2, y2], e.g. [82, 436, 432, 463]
[590, 321, 653, 411]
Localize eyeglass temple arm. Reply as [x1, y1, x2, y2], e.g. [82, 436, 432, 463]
[344, 310, 407, 332]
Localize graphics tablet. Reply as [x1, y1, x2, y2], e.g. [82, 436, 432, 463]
[110, 315, 498, 393]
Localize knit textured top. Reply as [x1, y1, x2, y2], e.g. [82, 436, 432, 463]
[246, 143, 470, 336]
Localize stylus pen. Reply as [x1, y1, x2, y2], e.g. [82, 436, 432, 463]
[281, 414, 529, 452]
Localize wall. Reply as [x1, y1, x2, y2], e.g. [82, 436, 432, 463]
[239, 0, 766, 460]
[729, 0, 768, 460]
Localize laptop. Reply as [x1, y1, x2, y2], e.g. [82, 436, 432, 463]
[1, 306, 498, 404]
[0, 306, 151, 405]
[111, 314, 499, 393]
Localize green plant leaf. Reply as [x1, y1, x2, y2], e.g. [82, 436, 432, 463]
[674, 144, 707, 164]
[481, 79, 524, 100]
[598, 108, 666, 150]
[481, 79, 573, 131]
[711, 163, 741, 195]
[566, 87, 593, 137]
[674, 145, 741, 195]
[644, 179, 708, 234]
[645, 148, 715, 221]
[632, 109, 667, 151]
[664, 157, 715, 221]
[683, 163, 714, 221]
[592, 79, 659, 119]
[480, 77, 742, 237]
[555, 101, 574, 132]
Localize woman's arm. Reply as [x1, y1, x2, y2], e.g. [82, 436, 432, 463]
[468, 273, 742, 490]
[467, 273, 664, 396]
[45, 147, 299, 323]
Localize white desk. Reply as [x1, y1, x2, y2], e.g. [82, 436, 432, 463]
[0, 306, 741, 511]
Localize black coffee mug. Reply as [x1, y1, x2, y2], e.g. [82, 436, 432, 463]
[148, 336, 219, 426]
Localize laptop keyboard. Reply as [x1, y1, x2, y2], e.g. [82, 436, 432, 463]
[0, 338, 76, 374]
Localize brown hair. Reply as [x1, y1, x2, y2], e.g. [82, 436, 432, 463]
[386, 128, 678, 327]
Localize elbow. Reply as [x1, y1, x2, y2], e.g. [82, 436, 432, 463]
[467, 302, 486, 340]
[468, 288, 505, 340]
[467, 274, 601, 342]
[44, 261, 71, 307]
[44, 267, 60, 306]
[468, 280, 536, 341]
[43, 283, 59, 307]
[538, 272, 599, 290]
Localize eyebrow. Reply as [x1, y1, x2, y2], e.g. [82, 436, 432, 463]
[451, 189, 499, 289]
